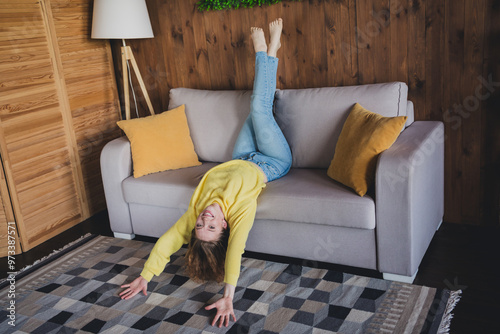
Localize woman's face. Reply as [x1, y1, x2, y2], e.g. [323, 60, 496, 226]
[195, 203, 227, 242]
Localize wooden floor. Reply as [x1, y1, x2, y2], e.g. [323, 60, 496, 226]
[1, 211, 498, 333]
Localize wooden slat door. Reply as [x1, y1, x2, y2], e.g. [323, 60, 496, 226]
[48, 0, 121, 215]
[0, 0, 84, 250]
[0, 0, 120, 251]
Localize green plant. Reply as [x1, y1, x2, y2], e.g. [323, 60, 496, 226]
[197, 0, 286, 11]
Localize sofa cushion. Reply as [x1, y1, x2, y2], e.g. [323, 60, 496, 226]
[327, 103, 407, 196]
[122, 163, 217, 209]
[123, 163, 375, 230]
[274, 82, 408, 168]
[117, 105, 201, 178]
[168, 88, 252, 163]
[256, 168, 376, 229]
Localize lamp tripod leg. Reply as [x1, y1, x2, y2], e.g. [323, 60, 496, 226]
[121, 47, 130, 120]
[121, 40, 155, 119]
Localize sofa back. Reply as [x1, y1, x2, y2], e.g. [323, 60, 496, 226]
[275, 82, 408, 168]
[168, 82, 409, 168]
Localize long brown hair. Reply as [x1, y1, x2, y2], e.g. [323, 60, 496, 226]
[184, 227, 230, 283]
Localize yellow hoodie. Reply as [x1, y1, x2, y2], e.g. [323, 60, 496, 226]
[140, 159, 267, 286]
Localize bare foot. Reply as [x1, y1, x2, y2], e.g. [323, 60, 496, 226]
[251, 27, 267, 53]
[268, 18, 282, 58]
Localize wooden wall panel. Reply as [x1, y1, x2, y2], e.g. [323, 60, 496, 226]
[117, 0, 498, 225]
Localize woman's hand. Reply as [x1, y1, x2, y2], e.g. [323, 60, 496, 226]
[119, 276, 148, 300]
[205, 296, 236, 327]
[205, 283, 237, 327]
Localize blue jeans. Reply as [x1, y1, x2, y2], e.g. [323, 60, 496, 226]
[232, 52, 292, 182]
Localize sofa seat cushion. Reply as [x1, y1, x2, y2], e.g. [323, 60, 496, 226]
[122, 163, 218, 209]
[256, 168, 375, 229]
[123, 163, 375, 230]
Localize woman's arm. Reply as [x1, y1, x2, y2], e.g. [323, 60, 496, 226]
[203, 202, 257, 327]
[141, 209, 196, 281]
[118, 209, 195, 300]
[224, 200, 258, 286]
[205, 283, 236, 328]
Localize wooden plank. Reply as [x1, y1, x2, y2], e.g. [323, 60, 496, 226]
[425, 0, 445, 121]
[324, 0, 354, 87]
[482, 0, 500, 226]
[282, 0, 301, 88]
[389, 0, 408, 83]
[180, 1, 205, 90]
[297, 0, 311, 88]
[345, 0, 359, 86]
[443, 0, 465, 223]
[170, 0, 188, 90]
[220, 9, 237, 89]
[191, 2, 212, 91]
[229, 7, 252, 90]
[203, 11, 225, 89]
[157, 0, 182, 93]
[460, 0, 486, 224]
[372, 0, 392, 83]
[309, 0, 327, 88]
[355, 0, 379, 84]
[407, 0, 426, 119]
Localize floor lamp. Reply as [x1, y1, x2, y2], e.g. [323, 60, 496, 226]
[91, 0, 155, 120]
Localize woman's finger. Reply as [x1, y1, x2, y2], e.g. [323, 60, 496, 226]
[119, 288, 130, 296]
[205, 302, 216, 311]
[211, 314, 218, 327]
[219, 315, 224, 328]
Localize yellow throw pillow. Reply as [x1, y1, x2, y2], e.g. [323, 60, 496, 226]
[327, 103, 407, 196]
[117, 105, 201, 178]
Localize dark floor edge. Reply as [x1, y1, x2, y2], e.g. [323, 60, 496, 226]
[0, 233, 97, 290]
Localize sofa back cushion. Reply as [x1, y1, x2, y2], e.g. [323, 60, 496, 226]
[168, 82, 408, 167]
[168, 88, 252, 163]
[274, 82, 408, 168]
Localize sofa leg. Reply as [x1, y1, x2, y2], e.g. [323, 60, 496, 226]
[113, 232, 135, 240]
[382, 270, 418, 284]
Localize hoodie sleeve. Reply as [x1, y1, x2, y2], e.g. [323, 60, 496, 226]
[140, 208, 196, 281]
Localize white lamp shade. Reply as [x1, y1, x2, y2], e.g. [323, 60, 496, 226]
[92, 0, 154, 39]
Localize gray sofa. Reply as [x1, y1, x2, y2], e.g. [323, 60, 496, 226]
[100, 82, 444, 283]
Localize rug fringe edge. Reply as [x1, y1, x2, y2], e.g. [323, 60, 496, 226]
[1, 233, 93, 283]
[437, 289, 462, 334]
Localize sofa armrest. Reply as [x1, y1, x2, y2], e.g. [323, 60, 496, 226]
[375, 121, 445, 277]
[100, 136, 134, 236]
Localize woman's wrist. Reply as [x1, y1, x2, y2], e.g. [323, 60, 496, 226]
[223, 283, 235, 300]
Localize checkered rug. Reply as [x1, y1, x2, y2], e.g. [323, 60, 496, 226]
[0, 235, 460, 333]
